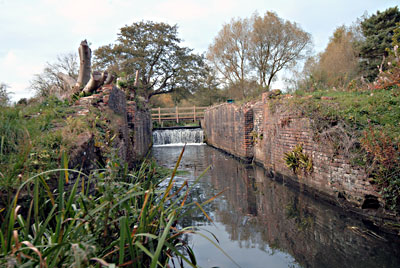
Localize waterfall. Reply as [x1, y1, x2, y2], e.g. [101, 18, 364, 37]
[153, 128, 204, 146]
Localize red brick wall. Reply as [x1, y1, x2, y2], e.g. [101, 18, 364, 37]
[204, 98, 380, 208]
[203, 103, 253, 160]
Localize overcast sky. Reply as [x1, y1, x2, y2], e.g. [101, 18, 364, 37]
[0, 0, 398, 102]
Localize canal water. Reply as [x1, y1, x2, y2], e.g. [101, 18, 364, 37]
[152, 144, 400, 268]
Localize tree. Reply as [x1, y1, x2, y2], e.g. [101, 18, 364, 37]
[0, 83, 11, 106]
[318, 26, 360, 87]
[358, 6, 400, 81]
[290, 24, 362, 92]
[250, 11, 312, 88]
[30, 41, 111, 99]
[188, 67, 226, 106]
[94, 21, 206, 102]
[207, 11, 312, 95]
[207, 17, 252, 87]
[30, 53, 79, 97]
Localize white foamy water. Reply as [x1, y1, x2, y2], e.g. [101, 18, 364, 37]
[152, 128, 204, 146]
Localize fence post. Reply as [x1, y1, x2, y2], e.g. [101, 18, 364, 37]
[193, 105, 196, 122]
[158, 107, 161, 124]
[176, 106, 179, 123]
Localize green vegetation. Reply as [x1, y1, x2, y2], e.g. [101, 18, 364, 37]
[1, 8, 399, 267]
[277, 7, 400, 212]
[273, 86, 400, 212]
[0, 95, 116, 195]
[0, 94, 217, 267]
[0, 98, 76, 191]
[0, 149, 213, 267]
[283, 144, 313, 175]
[292, 6, 400, 93]
[358, 7, 400, 81]
[290, 89, 400, 142]
[93, 21, 207, 103]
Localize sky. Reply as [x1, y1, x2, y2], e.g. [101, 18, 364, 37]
[0, 0, 398, 102]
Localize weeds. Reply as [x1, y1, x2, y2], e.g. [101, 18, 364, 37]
[361, 128, 400, 211]
[283, 144, 313, 175]
[0, 92, 223, 266]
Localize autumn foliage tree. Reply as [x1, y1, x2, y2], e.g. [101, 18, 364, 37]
[207, 17, 251, 87]
[207, 11, 312, 97]
[250, 12, 312, 88]
[296, 25, 360, 91]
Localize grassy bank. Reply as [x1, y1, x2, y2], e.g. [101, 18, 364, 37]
[0, 98, 76, 192]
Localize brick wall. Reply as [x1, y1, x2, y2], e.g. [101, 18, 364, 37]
[76, 85, 152, 165]
[203, 97, 380, 209]
[126, 101, 152, 161]
[203, 103, 254, 160]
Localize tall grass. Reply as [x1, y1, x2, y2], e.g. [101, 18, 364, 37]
[0, 97, 75, 193]
[0, 147, 217, 267]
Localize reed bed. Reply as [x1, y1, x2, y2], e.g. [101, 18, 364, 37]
[0, 147, 221, 267]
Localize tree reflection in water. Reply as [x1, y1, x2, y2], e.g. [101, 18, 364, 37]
[153, 145, 400, 268]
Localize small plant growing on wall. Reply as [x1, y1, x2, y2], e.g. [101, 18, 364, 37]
[250, 130, 263, 145]
[283, 144, 313, 175]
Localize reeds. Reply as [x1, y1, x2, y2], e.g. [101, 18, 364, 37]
[0, 147, 216, 267]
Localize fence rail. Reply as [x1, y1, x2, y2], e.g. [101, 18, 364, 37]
[151, 106, 207, 123]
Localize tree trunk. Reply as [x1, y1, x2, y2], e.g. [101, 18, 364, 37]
[83, 71, 103, 94]
[77, 40, 92, 88]
[134, 70, 140, 87]
[101, 71, 108, 85]
[57, 72, 77, 90]
[104, 73, 115, 85]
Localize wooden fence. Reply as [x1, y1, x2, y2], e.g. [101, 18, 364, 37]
[151, 106, 207, 123]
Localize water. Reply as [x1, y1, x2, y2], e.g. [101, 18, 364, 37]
[152, 128, 204, 146]
[153, 145, 400, 268]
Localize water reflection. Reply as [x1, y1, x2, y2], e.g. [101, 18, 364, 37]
[152, 145, 400, 268]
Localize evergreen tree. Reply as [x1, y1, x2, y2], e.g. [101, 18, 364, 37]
[358, 6, 400, 81]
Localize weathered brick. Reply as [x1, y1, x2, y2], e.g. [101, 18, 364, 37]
[203, 99, 381, 209]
